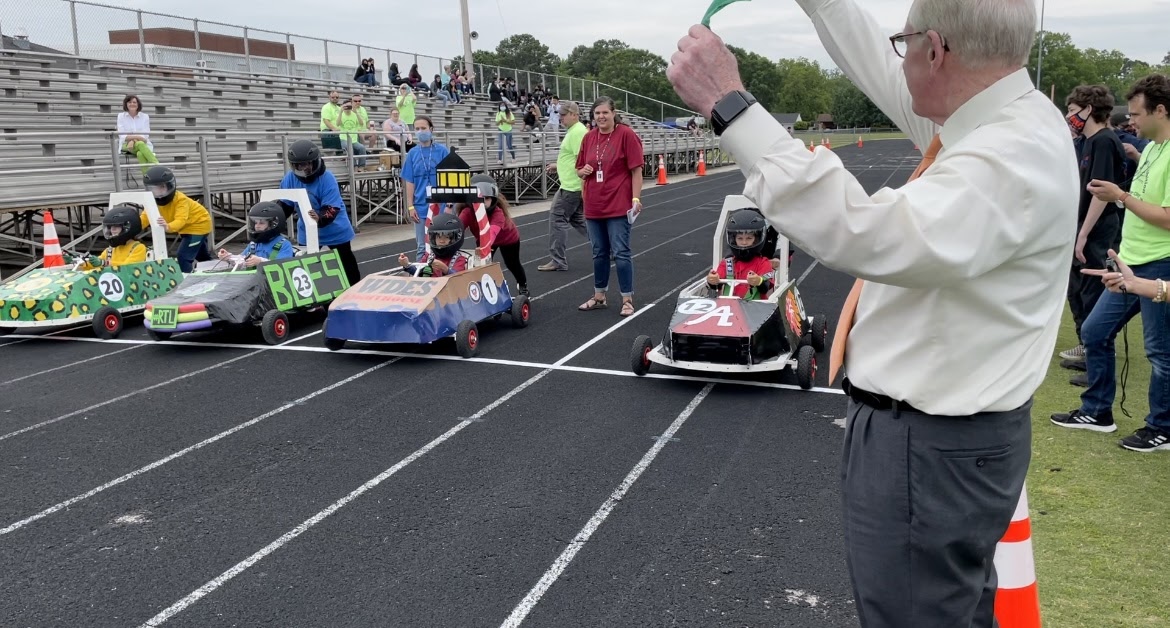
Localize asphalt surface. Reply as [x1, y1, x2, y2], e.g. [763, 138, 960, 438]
[0, 139, 921, 627]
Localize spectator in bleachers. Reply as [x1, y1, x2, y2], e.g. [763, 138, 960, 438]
[1051, 74, 1170, 451]
[141, 166, 213, 272]
[382, 108, 414, 154]
[354, 58, 379, 86]
[575, 96, 644, 317]
[396, 85, 417, 126]
[539, 101, 589, 272]
[432, 75, 452, 107]
[280, 139, 361, 285]
[446, 79, 462, 104]
[545, 96, 562, 140]
[319, 90, 343, 151]
[400, 115, 451, 260]
[496, 104, 517, 164]
[490, 77, 504, 103]
[408, 64, 428, 91]
[118, 94, 159, 172]
[462, 69, 476, 94]
[388, 63, 409, 87]
[361, 121, 381, 152]
[333, 97, 368, 168]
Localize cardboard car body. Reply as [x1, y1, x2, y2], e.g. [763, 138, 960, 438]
[631, 195, 826, 389]
[142, 188, 349, 342]
[0, 192, 181, 338]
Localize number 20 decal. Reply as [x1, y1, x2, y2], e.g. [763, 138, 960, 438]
[98, 272, 125, 302]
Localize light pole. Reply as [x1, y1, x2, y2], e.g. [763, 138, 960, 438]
[460, 0, 474, 70]
[1035, 0, 1046, 88]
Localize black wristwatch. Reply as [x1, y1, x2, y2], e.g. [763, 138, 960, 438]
[710, 90, 758, 136]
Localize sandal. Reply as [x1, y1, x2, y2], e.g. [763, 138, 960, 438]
[579, 296, 607, 311]
[620, 300, 635, 317]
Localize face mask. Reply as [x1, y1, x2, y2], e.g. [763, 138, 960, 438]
[1067, 109, 1088, 136]
[417, 130, 433, 143]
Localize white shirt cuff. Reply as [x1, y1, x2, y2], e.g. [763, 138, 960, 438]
[718, 104, 799, 178]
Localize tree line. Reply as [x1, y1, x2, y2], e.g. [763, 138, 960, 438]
[452, 33, 1169, 128]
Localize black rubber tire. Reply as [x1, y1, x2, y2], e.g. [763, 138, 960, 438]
[796, 344, 817, 390]
[455, 319, 479, 358]
[631, 334, 653, 376]
[0, 327, 12, 336]
[511, 295, 531, 328]
[147, 329, 172, 341]
[261, 310, 289, 345]
[810, 314, 828, 353]
[93, 306, 123, 339]
[322, 321, 345, 351]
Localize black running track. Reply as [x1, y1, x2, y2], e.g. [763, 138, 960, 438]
[0, 140, 920, 627]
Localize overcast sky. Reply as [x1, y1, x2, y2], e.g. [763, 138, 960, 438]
[49, 0, 1170, 69]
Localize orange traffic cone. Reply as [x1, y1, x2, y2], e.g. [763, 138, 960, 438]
[993, 484, 1042, 628]
[857, 136, 864, 148]
[656, 155, 668, 185]
[809, 140, 815, 152]
[42, 210, 65, 268]
[697, 150, 707, 176]
[822, 137, 832, 150]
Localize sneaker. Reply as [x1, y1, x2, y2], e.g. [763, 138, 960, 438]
[537, 262, 566, 272]
[518, 284, 530, 296]
[1060, 358, 1086, 372]
[1050, 408, 1118, 433]
[1070, 373, 1088, 387]
[1059, 344, 1085, 361]
[1120, 427, 1170, 452]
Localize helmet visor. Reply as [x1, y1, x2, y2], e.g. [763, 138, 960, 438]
[102, 224, 124, 240]
[148, 183, 172, 199]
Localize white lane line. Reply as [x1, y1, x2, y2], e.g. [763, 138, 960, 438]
[531, 220, 717, 303]
[0, 328, 320, 443]
[553, 364, 844, 395]
[134, 265, 713, 627]
[0, 344, 145, 388]
[499, 383, 716, 628]
[0, 359, 398, 538]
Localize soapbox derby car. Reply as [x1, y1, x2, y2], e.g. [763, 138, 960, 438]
[143, 189, 350, 344]
[322, 204, 529, 358]
[0, 192, 182, 339]
[630, 195, 828, 389]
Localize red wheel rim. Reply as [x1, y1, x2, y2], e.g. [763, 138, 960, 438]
[642, 345, 651, 366]
[275, 318, 287, 337]
[104, 314, 118, 331]
[811, 356, 817, 380]
[468, 329, 478, 349]
[521, 303, 530, 320]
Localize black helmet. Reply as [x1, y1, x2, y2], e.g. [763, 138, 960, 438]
[725, 208, 768, 261]
[287, 139, 324, 182]
[428, 212, 465, 259]
[103, 203, 144, 247]
[247, 201, 287, 244]
[143, 165, 177, 206]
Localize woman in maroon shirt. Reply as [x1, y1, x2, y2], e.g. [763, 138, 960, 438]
[575, 97, 645, 316]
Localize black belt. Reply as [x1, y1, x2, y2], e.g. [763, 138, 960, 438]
[842, 378, 923, 414]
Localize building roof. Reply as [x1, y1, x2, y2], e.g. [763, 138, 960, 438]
[771, 113, 802, 125]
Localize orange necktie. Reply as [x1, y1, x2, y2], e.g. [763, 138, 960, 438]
[827, 134, 943, 384]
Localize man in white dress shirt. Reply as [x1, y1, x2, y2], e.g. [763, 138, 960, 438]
[667, 0, 1078, 625]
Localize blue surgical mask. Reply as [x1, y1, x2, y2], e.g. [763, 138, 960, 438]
[417, 130, 433, 143]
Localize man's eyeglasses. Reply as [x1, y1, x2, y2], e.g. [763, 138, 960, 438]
[889, 31, 949, 58]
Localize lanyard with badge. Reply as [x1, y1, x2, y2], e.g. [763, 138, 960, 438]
[594, 133, 613, 183]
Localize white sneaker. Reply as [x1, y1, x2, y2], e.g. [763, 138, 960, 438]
[1059, 344, 1085, 361]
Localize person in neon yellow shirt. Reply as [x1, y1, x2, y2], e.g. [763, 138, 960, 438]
[538, 101, 589, 271]
[395, 85, 417, 126]
[1054, 73, 1170, 452]
[496, 103, 516, 163]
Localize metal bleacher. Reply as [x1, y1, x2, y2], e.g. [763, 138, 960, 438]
[0, 49, 727, 274]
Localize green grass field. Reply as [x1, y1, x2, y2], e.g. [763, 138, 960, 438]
[1029, 307, 1170, 626]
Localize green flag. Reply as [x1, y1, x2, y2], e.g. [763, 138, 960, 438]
[701, 0, 750, 27]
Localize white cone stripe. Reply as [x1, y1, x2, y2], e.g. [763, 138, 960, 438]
[43, 242, 63, 255]
[1010, 485, 1030, 522]
[993, 539, 1037, 589]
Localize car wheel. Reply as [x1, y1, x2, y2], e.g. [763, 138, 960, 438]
[93, 306, 123, 339]
[631, 334, 653, 376]
[810, 315, 828, 353]
[261, 310, 289, 345]
[455, 320, 479, 358]
[0, 327, 12, 336]
[322, 321, 345, 351]
[511, 295, 531, 328]
[796, 345, 817, 390]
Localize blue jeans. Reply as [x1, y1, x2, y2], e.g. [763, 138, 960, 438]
[497, 132, 515, 160]
[586, 217, 633, 297]
[176, 234, 211, 272]
[1080, 256, 1170, 431]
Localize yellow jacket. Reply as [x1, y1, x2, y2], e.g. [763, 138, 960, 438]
[140, 191, 212, 236]
[80, 242, 147, 270]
